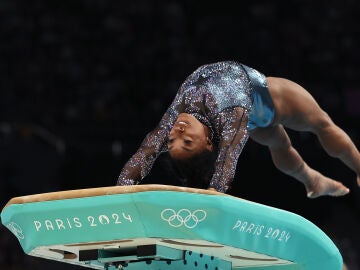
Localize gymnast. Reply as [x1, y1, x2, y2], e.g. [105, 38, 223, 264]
[117, 61, 360, 198]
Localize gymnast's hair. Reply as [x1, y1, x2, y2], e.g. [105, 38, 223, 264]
[168, 145, 219, 189]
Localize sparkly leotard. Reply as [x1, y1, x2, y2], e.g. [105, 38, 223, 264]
[117, 61, 275, 192]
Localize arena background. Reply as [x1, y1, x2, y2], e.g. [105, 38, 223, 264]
[0, 1, 359, 269]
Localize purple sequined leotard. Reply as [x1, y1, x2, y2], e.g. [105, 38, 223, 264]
[117, 61, 275, 192]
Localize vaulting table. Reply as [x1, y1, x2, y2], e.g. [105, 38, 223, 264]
[1, 185, 342, 270]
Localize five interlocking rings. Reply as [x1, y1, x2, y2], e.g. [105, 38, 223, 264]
[7, 222, 25, 239]
[161, 208, 207, 228]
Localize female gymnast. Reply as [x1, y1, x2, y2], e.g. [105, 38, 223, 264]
[117, 61, 360, 198]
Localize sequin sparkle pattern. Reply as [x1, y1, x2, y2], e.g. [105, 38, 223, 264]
[117, 61, 259, 193]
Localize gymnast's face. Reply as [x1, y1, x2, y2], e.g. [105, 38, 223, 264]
[168, 113, 213, 160]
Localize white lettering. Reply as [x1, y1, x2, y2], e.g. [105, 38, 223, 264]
[66, 218, 72, 228]
[34, 221, 42, 231]
[232, 219, 291, 244]
[55, 219, 66, 230]
[122, 213, 132, 223]
[232, 220, 241, 230]
[88, 216, 97, 227]
[285, 232, 291, 242]
[257, 225, 264, 235]
[45, 220, 54, 230]
[246, 223, 255, 233]
[32, 212, 133, 233]
[239, 221, 247, 232]
[99, 215, 110, 225]
[112, 213, 121, 224]
[74, 217, 82, 228]
[271, 229, 280, 239]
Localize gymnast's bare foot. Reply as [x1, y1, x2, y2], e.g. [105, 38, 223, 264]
[305, 171, 350, 199]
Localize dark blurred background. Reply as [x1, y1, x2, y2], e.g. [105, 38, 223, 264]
[0, 0, 359, 269]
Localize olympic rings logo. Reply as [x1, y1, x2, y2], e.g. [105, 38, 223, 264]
[160, 208, 207, 228]
[7, 222, 25, 239]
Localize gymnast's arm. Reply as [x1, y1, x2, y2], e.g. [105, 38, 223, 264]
[209, 107, 250, 193]
[117, 91, 183, 186]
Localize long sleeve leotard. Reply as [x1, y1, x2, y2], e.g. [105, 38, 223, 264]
[117, 61, 268, 193]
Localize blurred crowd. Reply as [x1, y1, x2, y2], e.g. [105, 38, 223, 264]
[0, 0, 359, 269]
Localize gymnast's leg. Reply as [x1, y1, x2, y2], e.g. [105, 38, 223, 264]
[266, 77, 360, 187]
[250, 125, 350, 198]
